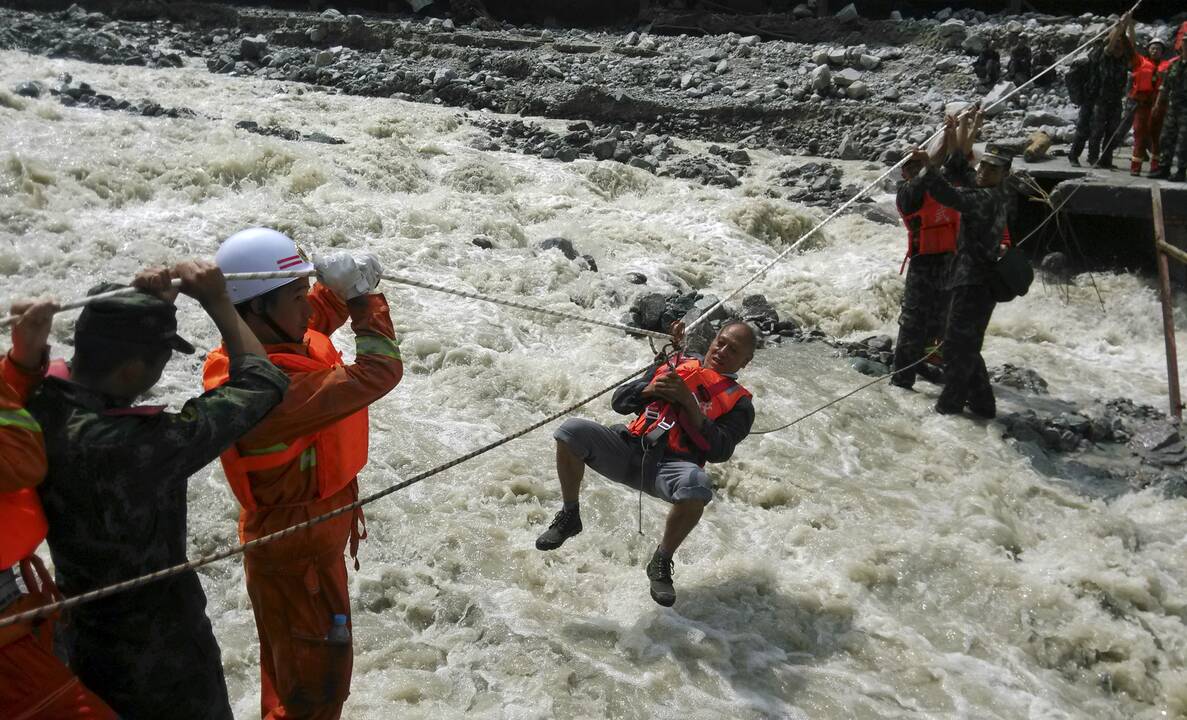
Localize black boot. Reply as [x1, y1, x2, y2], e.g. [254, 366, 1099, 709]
[645, 548, 676, 607]
[535, 506, 582, 551]
[1150, 165, 1171, 180]
[1172, 168, 1187, 183]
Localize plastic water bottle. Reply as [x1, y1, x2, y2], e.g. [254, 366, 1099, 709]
[327, 613, 350, 644]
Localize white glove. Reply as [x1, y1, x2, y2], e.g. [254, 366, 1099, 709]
[354, 252, 383, 295]
[314, 251, 368, 300]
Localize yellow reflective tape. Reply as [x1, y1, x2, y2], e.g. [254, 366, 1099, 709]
[356, 335, 401, 360]
[242, 442, 288, 457]
[0, 408, 41, 433]
[300, 447, 317, 472]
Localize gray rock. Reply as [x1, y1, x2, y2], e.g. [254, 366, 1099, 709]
[240, 34, 268, 61]
[741, 294, 779, 332]
[680, 294, 729, 354]
[728, 149, 751, 165]
[591, 138, 617, 160]
[442, 18, 455, 31]
[936, 57, 963, 72]
[625, 31, 640, 46]
[937, 19, 967, 44]
[837, 133, 864, 160]
[580, 254, 599, 272]
[715, 59, 730, 74]
[936, 7, 953, 21]
[739, 35, 761, 46]
[811, 64, 832, 92]
[989, 364, 1049, 394]
[433, 67, 456, 87]
[835, 3, 859, 23]
[834, 68, 862, 87]
[1023, 110, 1068, 127]
[540, 237, 579, 260]
[13, 81, 42, 98]
[347, 14, 364, 27]
[625, 272, 647, 285]
[320, 8, 344, 19]
[962, 34, 987, 54]
[983, 82, 1016, 116]
[846, 81, 869, 99]
[314, 50, 335, 67]
[850, 357, 890, 377]
[859, 54, 881, 70]
[793, 4, 814, 20]
[308, 26, 328, 43]
[629, 292, 668, 330]
[889, 10, 902, 21]
[628, 157, 656, 172]
[679, 73, 697, 90]
[471, 236, 494, 250]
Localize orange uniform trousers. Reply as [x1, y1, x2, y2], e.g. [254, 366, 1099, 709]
[0, 630, 116, 720]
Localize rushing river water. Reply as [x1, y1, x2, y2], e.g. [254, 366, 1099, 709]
[4, 49, 1187, 719]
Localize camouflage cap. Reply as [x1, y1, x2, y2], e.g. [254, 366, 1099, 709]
[75, 283, 195, 355]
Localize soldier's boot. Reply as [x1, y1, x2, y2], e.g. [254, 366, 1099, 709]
[1173, 168, 1187, 183]
[1150, 164, 1171, 179]
[1097, 153, 1116, 170]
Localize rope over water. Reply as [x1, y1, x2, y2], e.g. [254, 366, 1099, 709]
[0, 364, 652, 630]
[0, 3, 1143, 626]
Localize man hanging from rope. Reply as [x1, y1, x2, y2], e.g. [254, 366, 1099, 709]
[26, 261, 290, 719]
[905, 108, 1017, 419]
[0, 300, 118, 720]
[203, 228, 403, 720]
[536, 320, 755, 607]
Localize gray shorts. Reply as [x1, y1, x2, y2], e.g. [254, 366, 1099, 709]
[553, 418, 714, 504]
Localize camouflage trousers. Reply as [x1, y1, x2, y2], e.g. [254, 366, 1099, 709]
[1070, 97, 1124, 163]
[63, 573, 233, 720]
[892, 252, 951, 388]
[1158, 103, 1187, 171]
[937, 284, 997, 415]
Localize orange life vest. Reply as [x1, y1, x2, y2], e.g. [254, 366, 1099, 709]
[0, 489, 47, 570]
[625, 359, 751, 464]
[202, 331, 369, 512]
[1132, 55, 1160, 98]
[900, 192, 960, 258]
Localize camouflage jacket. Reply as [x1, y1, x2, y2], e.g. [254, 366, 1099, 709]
[1090, 45, 1130, 102]
[912, 153, 1012, 289]
[1166, 57, 1186, 106]
[27, 355, 288, 614]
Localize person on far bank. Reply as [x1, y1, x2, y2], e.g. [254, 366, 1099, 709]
[27, 261, 290, 719]
[536, 320, 755, 607]
[905, 116, 1013, 419]
[1069, 16, 1131, 169]
[204, 228, 403, 720]
[1152, 22, 1187, 182]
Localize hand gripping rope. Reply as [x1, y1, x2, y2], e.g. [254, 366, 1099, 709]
[0, 2, 1143, 625]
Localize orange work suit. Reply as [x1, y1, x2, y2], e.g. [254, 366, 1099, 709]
[0, 355, 116, 720]
[203, 284, 402, 720]
[1131, 52, 1167, 170]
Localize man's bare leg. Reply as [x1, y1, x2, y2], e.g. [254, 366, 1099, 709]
[556, 439, 585, 503]
[658, 500, 705, 556]
[536, 440, 586, 551]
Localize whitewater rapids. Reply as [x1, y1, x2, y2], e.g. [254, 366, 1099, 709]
[4, 49, 1187, 719]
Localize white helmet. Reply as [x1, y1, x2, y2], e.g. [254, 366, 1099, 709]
[216, 227, 314, 304]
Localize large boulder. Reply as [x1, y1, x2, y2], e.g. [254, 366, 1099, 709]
[240, 34, 268, 61]
[539, 237, 579, 260]
[811, 64, 832, 93]
[741, 294, 779, 333]
[983, 82, 1017, 117]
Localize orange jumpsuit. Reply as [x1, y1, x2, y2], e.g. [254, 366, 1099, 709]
[0, 355, 116, 720]
[1131, 51, 1168, 173]
[206, 285, 402, 720]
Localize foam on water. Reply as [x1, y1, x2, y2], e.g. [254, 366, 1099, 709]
[4, 50, 1187, 719]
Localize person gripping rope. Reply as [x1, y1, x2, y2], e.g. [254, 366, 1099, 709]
[536, 320, 755, 607]
[26, 262, 290, 720]
[202, 228, 403, 720]
[1125, 15, 1170, 176]
[1070, 15, 1132, 168]
[0, 300, 118, 720]
[905, 119, 1014, 419]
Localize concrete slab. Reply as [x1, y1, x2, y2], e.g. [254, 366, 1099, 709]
[1011, 152, 1187, 221]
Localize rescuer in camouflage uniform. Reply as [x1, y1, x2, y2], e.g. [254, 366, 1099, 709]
[1153, 25, 1187, 181]
[904, 133, 1014, 418]
[1070, 20, 1132, 168]
[28, 262, 288, 720]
